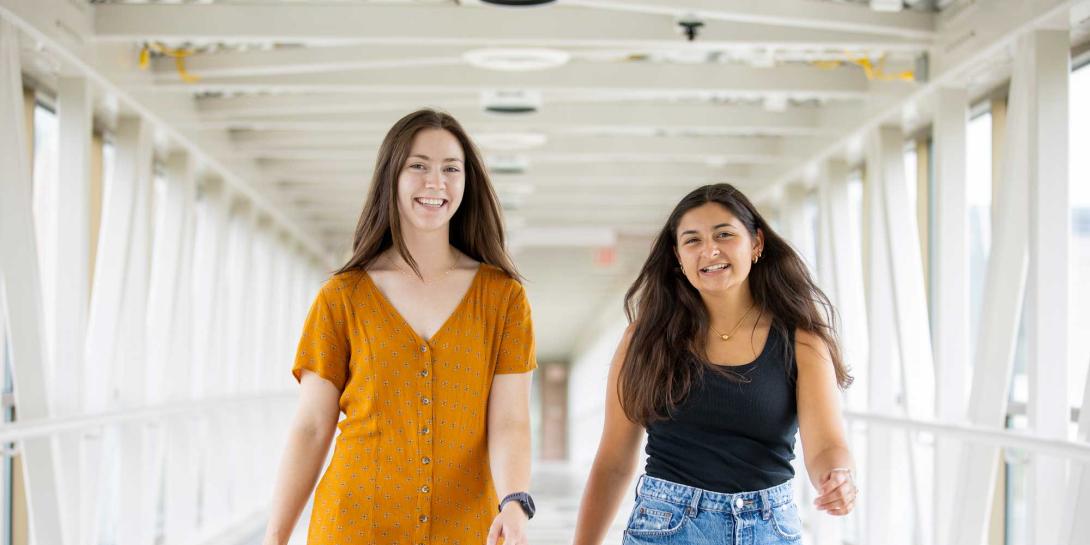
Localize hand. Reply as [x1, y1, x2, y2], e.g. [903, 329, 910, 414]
[814, 467, 857, 516]
[486, 502, 529, 545]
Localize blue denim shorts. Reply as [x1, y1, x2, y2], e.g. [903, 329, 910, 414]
[621, 475, 803, 545]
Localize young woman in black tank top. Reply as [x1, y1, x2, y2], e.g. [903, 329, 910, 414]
[572, 184, 857, 545]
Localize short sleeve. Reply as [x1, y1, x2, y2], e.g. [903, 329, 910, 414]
[292, 280, 350, 390]
[494, 282, 537, 375]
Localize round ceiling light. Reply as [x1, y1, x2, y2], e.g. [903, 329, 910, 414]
[463, 48, 570, 72]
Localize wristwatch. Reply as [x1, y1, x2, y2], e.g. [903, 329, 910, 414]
[498, 492, 536, 520]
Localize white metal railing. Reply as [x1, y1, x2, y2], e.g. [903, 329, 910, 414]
[844, 410, 1090, 462]
[0, 392, 295, 444]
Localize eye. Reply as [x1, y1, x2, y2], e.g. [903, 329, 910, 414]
[408, 163, 426, 170]
[716, 231, 732, 239]
[684, 238, 699, 245]
[444, 166, 462, 173]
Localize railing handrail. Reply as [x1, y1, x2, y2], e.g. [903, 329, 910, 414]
[0, 391, 296, 444]
[844, 410, 1090, 462]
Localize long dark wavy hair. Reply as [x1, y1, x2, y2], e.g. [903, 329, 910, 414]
[334, 109, 520, 280]
[619, 183, 852, 425]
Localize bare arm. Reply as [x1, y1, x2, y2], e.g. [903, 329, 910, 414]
[572, 326, 646, 545]
[486, 371, 534, 545]
[262, 371, 341, 545]
[796, 329, 857, 516]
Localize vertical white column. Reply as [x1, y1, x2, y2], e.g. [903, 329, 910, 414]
[931, 86, 970, 545]
[862, 139, 903, 545]
[949, 31, 1032, 545]
[110, 115, 157, 545]
[877, 125, 936, 543]
[0, 17, 65, 545]
[53, 75, 93, 545]
[1024, 29, 1070, 545]
[147, 151, 195, 402]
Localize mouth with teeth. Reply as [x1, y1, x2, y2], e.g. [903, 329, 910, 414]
[700, 262, 731, 274]
[414, 197, 448, 210]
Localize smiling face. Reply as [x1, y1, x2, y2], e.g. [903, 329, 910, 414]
[396, 128, 467, 233]
[675, 202, 763, 295]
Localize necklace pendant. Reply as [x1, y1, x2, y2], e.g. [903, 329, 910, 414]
[720, 334, 730, 341]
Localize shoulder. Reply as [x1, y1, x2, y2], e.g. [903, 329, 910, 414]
[319, 269, 368, 303]
[479, 264, 526, 297]
[793, 327, 832, 368]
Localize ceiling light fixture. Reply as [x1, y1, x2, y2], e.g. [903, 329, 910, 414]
[463, 48, 570, 72]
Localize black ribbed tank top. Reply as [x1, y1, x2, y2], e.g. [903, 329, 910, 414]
[644, 324, 798, 493]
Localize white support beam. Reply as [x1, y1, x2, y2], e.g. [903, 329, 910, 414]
[197, 93, 478, 119]
[53, 75, 92, 545]
[198, 104, 841, 136]
[758, 0, 1073, 203]
[564, 0, 935, 39]
[1024, 29, 1070, 545]
[949, 29, 1033, 545]
[153, 44, 464, 79]
[92, 4, 930, 49]
[931, 86, 969, 545]
[0, 17, 65, 545]
[145, 63, 874, 99]
[147, 151, 196, 403]
[269, 161, 756, 183]
[863, 132, 913, 545]
[874, 124, 935, 543]
[227, 132, 801, 161]
[111, 115, 157, 545]
[0, 7, 329, 262]
[820, 160, 868, 411]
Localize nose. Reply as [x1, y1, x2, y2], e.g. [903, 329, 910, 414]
[424, 167, 444, 189]
[706, 245, 721, 259]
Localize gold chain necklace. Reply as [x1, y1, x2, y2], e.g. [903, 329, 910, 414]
[390, 251, 459, 285]
[710, 303, 755, 342]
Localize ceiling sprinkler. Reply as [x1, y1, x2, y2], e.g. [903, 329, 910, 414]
[677, 14, 704, 42]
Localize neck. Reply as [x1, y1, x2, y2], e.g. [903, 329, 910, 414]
[702, 282, 756, 327]
[394, 222, 456, 274]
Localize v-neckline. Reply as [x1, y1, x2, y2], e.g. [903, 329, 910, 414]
[363, 264, 484, 344]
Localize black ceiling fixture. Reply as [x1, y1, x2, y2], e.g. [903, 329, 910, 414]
[479, 0, 558, 6]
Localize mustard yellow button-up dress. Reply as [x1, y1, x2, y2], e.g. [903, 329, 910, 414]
[292, 264, 536, 545]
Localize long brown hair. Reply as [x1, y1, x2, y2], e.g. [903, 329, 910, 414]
[619, 183, 851, 425]
[334, 109, 519, 280]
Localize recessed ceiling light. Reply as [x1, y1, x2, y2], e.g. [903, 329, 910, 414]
[463, 48, 570, 72]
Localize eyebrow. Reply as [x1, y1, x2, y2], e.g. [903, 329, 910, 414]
[408, 154, 464, 163]
[679, 223, 732, 236]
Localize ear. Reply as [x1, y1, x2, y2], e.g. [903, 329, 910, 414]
[754, 228, 765, 254]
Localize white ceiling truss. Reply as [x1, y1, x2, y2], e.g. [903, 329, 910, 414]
[4, 0, 1088, 360]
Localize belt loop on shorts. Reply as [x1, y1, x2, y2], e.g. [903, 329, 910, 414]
[634, 475, 645, 501]
[686, 488, 702, 518]
[759, 489, 771, 521]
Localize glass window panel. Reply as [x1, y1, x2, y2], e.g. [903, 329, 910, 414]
[967, 111, 993, 371]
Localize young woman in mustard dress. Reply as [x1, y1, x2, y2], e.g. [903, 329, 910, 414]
[263, 109, 537, 545]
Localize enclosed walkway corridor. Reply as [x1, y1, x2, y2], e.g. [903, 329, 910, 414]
[1, 1, 1090, 544]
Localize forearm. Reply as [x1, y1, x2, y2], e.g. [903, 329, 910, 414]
[572, 452, 639, 545]
[263, 424, 335, 545]
[488, 417, 532, 499]
[805, 444, 854, 489]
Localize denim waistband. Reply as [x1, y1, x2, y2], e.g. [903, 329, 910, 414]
[636, 474, 794, 516]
